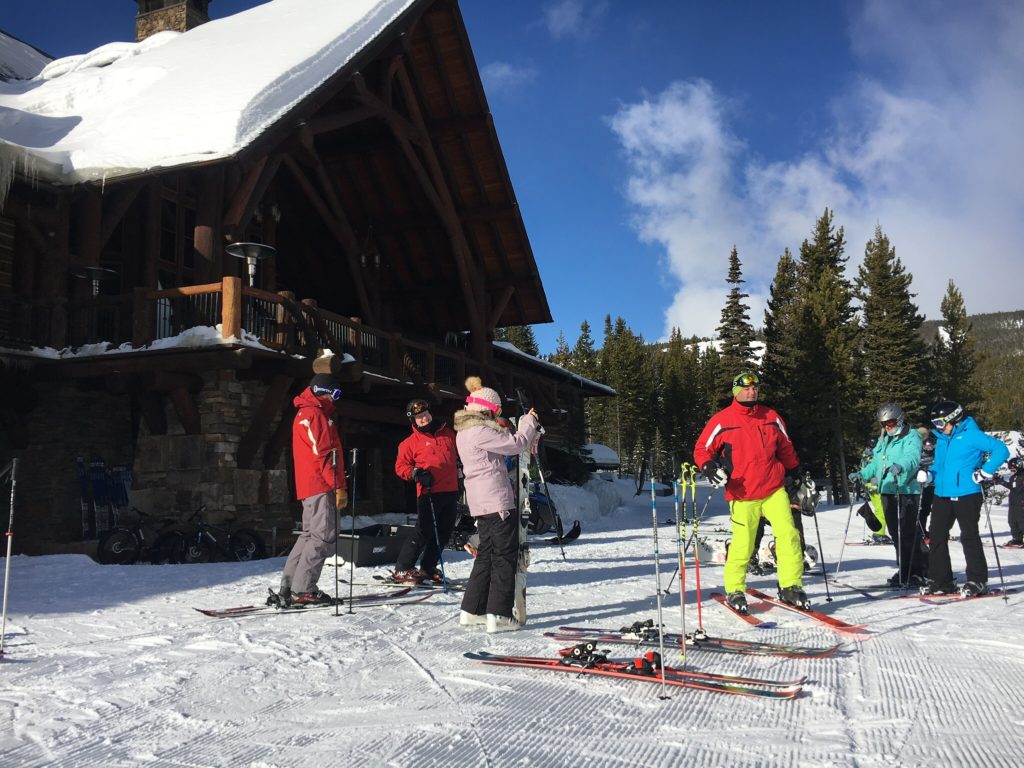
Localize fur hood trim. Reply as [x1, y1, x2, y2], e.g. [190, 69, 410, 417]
[453, 409, 508, 433]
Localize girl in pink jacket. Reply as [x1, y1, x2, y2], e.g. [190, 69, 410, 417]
[454, 377, 538, 633]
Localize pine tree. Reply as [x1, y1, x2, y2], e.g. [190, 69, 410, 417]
[715, 246, 757, 392]
[760, 248, 801, 412]
[789, 209, 862, 496]
[549, 331, 572, 368]
[854, 225, 928, 425]
[931, 281, 981, 409]
[499, 325, 539, 356]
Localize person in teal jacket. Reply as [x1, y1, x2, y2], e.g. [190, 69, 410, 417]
[857, 402, 924, 587]
[918, 400, 1010, 597]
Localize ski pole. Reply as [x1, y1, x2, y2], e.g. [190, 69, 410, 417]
[689, 466, 704, 634]
[676, 465, 689, 659]
[331, 448, 341, 617]
[648, 455, 669, 699]
[833, 498, 856, 580]
[347, 448, 358, 615]
[803, 475, 832, 603]
[895, 489, 905, 587]
[980, 486, 1009, 603]
[1, 459, 17, 658]
[514, 388, 567, 560]
[425, 490, 449, 594]
[663, 471, 683, 594]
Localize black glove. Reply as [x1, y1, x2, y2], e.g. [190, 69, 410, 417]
[884, 465, 902, 478]
[701, 461, 729, 488]
[412, 468, 433, 488]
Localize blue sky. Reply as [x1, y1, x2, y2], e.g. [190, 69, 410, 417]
[5, 1, 1023, 355]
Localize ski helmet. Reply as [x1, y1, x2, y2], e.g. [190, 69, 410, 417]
[406, 399, 430, 420]
[876, 402, 904, 423]
[1008, 456, 1021, 473]
[929, 400, 964, 428]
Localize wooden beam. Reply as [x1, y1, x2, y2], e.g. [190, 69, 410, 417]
[488, 285, 515, 329]
[169, 386, 201, 435]
[263, 405, 294, 470]
[223, 155, 282, 247]
[237, 374, 294, 469]
[99, 183, 144, 252]
[308, 106, 377, 135]
[45, 347, 254, 378]
[194, 167, 225, 283]
[280, 154, 377, 325]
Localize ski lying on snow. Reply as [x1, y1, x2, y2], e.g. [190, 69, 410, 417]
[746, 588, 868, 636]
[541, 520, 582, 544]
[897, 589, 1014, 604]
[546, 624, 840, 658]
[710, 592, 777, 628]
[465, 651, 802, 699]
[195, 587, 429, 617]
[362, 575, 467, 591]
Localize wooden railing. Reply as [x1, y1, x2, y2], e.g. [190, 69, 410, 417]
[1, 277, 484, 393]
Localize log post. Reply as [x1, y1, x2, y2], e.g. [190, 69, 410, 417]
[132, 287, 154, 346]
[222, 276, 242, 340]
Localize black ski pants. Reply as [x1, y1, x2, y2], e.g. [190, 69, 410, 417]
[880, 493, 925, 582]
[395, 491, 457, 573]
[461, 509, 518, 618]
[928, 493, 987, 587]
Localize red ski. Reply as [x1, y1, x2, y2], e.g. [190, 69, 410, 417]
[746, 588, 868, 636]
[710, 592, 777, 628]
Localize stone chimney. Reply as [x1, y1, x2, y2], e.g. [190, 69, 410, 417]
[135, 0, 212, 42]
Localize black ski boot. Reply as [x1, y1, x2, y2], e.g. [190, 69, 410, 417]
[626, 651, 662, 676]
[960, 581, 988, 598]
[919, 579, 957, 595]
[777, 586, 811, 609]
[726, 591, 749, 614]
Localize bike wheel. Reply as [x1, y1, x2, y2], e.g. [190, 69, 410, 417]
[183, 534, 216, 564]
[96, 528, 141, 565]
[228, 529, 266, 561]
[149, 531, 185, 564]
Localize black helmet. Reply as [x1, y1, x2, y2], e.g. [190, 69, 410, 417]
[1009, 456, 1021, 473]
[929, 400, 963, 428]
[406, 399, 430, 420]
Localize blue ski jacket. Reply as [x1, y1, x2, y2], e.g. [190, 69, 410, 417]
[859, 425, 922, 495]
[930, 416, 1010, 498]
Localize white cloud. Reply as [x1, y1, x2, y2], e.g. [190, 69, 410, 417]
[609, 1, 1024, 340]
[543, 0, 608, 40]
[480, 61, 537, 93]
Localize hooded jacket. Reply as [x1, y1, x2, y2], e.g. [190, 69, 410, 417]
[454, 409, 538, 517]
[395, 422, 459, 496]
[930, 416, 1009, 498]
[693, 399, 800, 501]
[291, 388, 345, 500]
[859, 424, 922, 495]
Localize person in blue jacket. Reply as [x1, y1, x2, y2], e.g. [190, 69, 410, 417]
[856, 402, 924, 587]
[917, 400, 1010, 597]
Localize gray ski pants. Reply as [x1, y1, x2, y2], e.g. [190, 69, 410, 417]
[281, 491, 338, 595]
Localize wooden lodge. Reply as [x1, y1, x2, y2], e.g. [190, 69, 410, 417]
[0, 0, 613, 554]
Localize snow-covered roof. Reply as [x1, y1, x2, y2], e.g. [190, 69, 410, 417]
[584, 443, 619, 467]
[493, 341, 616, 396]
[0, 0, 416, 185]
[0, 29, 50, 82]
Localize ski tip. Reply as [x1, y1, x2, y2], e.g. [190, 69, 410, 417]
[755, 621, 777, 629]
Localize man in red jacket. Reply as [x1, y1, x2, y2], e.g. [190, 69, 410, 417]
[693, 371, 806, 613]
[280, 374, 347, 606]
[392, 399, 459, 583]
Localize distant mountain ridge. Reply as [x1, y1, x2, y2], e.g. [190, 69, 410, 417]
[921, 309, 1024, 355]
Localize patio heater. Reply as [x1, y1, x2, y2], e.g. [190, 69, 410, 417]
[226, 242, 276, 288]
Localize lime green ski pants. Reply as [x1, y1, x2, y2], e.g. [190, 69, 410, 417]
[725, 485, 803, 593]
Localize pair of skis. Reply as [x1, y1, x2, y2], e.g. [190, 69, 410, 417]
[195, 587, 432, 618]
[465, 649, 803, 699]
[712, 588, 869, 636]
[545, 621, 841, 658]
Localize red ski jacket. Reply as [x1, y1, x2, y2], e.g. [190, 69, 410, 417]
[693, 399, 800, 501]
[395, 423, 459, 496]
[292, 388, 346, 500]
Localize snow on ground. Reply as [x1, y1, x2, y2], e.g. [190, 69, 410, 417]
[3, 477, 1024, 767]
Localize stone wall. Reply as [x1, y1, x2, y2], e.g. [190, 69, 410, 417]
[135, 3, 210, 42]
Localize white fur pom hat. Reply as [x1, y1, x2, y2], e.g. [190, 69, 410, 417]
[464, 376, 501, 414]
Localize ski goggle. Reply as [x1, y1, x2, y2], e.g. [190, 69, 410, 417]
[732, 372, 759, 388]
[408, 401, 430, 417]
[931, 416, 953, 428]
[881, 419, 900, 429]
[311, 385, 342, 400]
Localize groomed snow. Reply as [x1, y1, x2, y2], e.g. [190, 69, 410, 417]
[3, 475, 1024, 766]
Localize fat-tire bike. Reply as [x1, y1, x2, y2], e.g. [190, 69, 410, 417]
[95, 508, 186, 565]
[181, 505, 266, 563]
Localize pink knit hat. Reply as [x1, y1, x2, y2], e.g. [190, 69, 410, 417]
[464, 376, 501, 414]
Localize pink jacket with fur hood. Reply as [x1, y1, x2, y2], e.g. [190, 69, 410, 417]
[454, 409, 539, 518]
